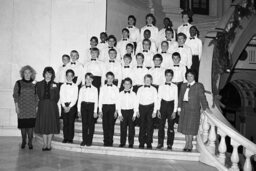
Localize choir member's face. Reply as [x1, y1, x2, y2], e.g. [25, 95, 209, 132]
[178, 36, 186, 45]
[100, 34, 107, 42]
[136, 56, 144, 65]
[128, 18, 135, 26]
[146, 16, 153, 25]
[144, 77, 152, 85]
[90, 50, 99, 59]
[62, 56, 70, 65]
[70, 52, 79, 62]
[142, 41, 150, 50]
[44, 72, 52, 82]
[126, 46, 133, 54]
[165, 73, 173, 82]
[143, 31, 151, 39]
[182, 14, 189, 23]
[165, 31, 173, 40]
[123, 57, 131, 65]
[108, 38, 115, 47]
[163, 18, 170, 27]
[66, 72, 74, 82]
[122, 31, 129, 39]
[153, 58, 162, 66]
[109, 51, 117, 60]
[161, 42, 169, 52]
[187, 73, 195, 83]
[123, 81, 132, 90]
[190, 27, 197, 37]
[106, 75, 114, 84]
[85, 76, 93, 85]
[172, 55, 181, 64]
[90, 39, 98, 47]
[24, 69, 32, 81]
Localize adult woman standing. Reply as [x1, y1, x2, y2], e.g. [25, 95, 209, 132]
[13, 65, 38, 149]
[35, 67, 60, 151]
[177, 69, 210, 152]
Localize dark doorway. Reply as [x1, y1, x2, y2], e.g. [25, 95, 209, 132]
[191, 0, 209, 15]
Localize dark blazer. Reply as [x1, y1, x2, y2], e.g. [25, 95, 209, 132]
[36, 80, 59, 103]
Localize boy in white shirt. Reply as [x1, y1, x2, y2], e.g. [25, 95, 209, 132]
[126, 15, 140, 51]
[117, 28, 132, 58]
[159, 41, 173, 69]
[120, 54, 134, 91]
[141, 13, 159, 43]
[56, 54, 70, 87]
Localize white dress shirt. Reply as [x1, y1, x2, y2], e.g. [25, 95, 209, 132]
[185, 37, 203, 60]
[99, 84, 119, 112]
[158, 40, 179, 54]
[65, 61, 84, 85]
[159, 52, 173, 69]
[132, 65, 149, 85]
[97, 42, 108, 52]
[77, 85, 98, 113]
[170, 64, 187, 83]
[56, 64, 68, 83]
[140, 24, 159, 43]
[84, 59, 105, 78]
[59, 82, 78, 108]
[158, 28, 176, 47]
[139, 50, 154, 68]
[121, 65, 134, 80]
[118, 90, 138, 116]
[183, 81, 195, 101]
[117, 38, 133, 58]
[173, 44, 192, 69]
[177, 23, 193, 40]
[158, 83, 178, 112]
[103, 60, 122, 87]
[99, 46, 121, 62]
[127, 25, 140, 43]
[137, 85, 158, 113]
[136, 39, 157, 54]
[149, 66, 166, 86]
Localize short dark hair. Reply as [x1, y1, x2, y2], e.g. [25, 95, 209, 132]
[165, 69, 174, 76]
[108, 48, 117, 54]
[100, 32, 108, 37]
[126, 43, 134, 49]
[172, 52, 181, 59]
[181, 10, 193, 23]
[163, 17, 173, 27]
[190, 25, 200, 37]
[145, 13, 156, 25]
[90, 36, 99, 44]
[128, 15, 136, 25]
[90, 47, 100, 55]
[106, 71, 115, 78]
[136, 53, 144, 59]
[62, 54, 70, 60]
[107, 35, 117, 43]
[66, 69, 75, 76]
[153, 54, 163, 61]
[177, 32, 187, 39]
[144, 74, 153, 80]
[185, 69, 198, 81]
[122, 28, 129, 34]
[161, 41, 169, 46]
[123, 77, 133, 85]
[123, 53, 132, 60]
[144, 29, 151, 35]
[85, 72, 94, 79]
[43, 66, 55, 81]
[70, 50, 79, 56]
[165, 28, 174, 34]
[142, 39, 151, 46]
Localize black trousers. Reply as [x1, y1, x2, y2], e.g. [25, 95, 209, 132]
[191, 55, 200, 81]
[139, 104, 154, 146]
[158, 100, 175, 146]
[62, 106, 76, 141]
[120, 109, 135, 145]
[81, 102, 95, 145]
[173, 82, 182, 124]
[102, 104, 116, 146]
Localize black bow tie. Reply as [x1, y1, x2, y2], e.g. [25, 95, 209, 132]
[108, 46, 114, 49]
[174, 65, 179, 67]
[155, 66, 160, 68]
[109, 60, 115, 63]
[62, 65, 66, 67]
[66, 83, 72, 86]
[71, 62, 76, 65]
[162, 52, 166, 54]
[123, 39, 127, 41]
[183, 24, 188, 26]
[178, 46, 183, 48]
[165, 83, 171, 86]
[128, 26, 133, 28]
[101, 41, 105, 43]
[124, 90, 130, 94]
[137, 66, 143, 68]
[187, 84, 191, 88]
[91, 59, 96, 61]
[124, 66, 129, 68]
[86, 85, 91, 88]
[190, 37, 195, 40]
[144, 85, 150, 88]
[107, 84, 113, 87]
[143, 50, 148, 52]
[147, 25, 152, 27]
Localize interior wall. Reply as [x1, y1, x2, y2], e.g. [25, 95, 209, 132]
[0, 0, 106, 131]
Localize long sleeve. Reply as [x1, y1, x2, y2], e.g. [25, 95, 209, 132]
[94, 88, 99, 113]
[59, 85, 65, 107]
[173, 85, 178, 112]
[13, 81, 19, 103]
[153, 88, 158, 113]
[157, 86, 163, 111]
[69, 86, 78, 108]
[76, 65, 84, 86]
[198, 40, 203, 60]
[98, 87, 103, 112]
[117, 93, 122, 116]
[133, 93, 139, 115]
[178, 84, 185, 109]
[77, 88, 84, 113]
[198, 83, 209, 110]
[187, 48, 193, 69]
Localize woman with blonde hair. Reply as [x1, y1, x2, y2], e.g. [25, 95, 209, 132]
[13, 65, 38, 149]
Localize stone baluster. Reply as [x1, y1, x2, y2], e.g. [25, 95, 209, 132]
[243, 148, 253, 171]
[202, 114, 210, 143]
[207, 121, 216, 154]
[217, 130, 227, 165]
[230, 140, 240, 171]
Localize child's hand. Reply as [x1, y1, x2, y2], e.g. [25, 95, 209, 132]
[136, 112, 140, 118]
[15, 106, 20, 114]
[99, 112, 103, 118]
[171, 112, 176, 119]
[157, 111, 161, 119]
[132, 115, 136, 121]
[119, 115, 123, 122]
[177, 111, 181, 116]
[114, 111, 118, 119]
[78, 112, 81, 118]
[93, 112, 98, 118]
[152, 112, 156, 118]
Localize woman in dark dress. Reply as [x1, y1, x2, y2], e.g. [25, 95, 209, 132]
[13, 65, 38, 149]
[35, 67, 60, 151]
[177, 69, 211, 152]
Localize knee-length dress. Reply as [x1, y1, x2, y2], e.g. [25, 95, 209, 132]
[35, 80, 60, 134]
[177, 82, 209, 135]
[13, 79, 38, 128]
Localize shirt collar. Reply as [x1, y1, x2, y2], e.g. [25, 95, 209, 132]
[189, 81, 195, 86]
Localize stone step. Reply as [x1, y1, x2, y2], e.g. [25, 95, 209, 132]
[35, 135, 200, 161]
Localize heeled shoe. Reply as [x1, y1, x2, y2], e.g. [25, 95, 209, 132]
[46, 147, 52, 151]
[21, 142, 26, 149]
[28, 144, 33, 150]
[187, 148, 192, 152]
[42, 147, 47, 151]
[183, 148, 188, 152]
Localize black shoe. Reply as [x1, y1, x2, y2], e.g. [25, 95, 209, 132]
[119, 144, 125, 148]
[80, 141, 86, 146]
[139, 144, 144, 149]
[62, 139, 68, 143]
[128, 144, 133, 148]
[167, 145, 172, 150]
[156, 144, 163, 149]
[42, 147, 47, 151]
[183, 148, 188, 152]
[28, 144, 33, 150]
[86, 143, 92, 147]
[46, 147, 52, 151]
[147, 144, 152, 149]
[21, 142, 26, 149]
[68, 140, 73, 144]
[187, 148, 192, 152]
